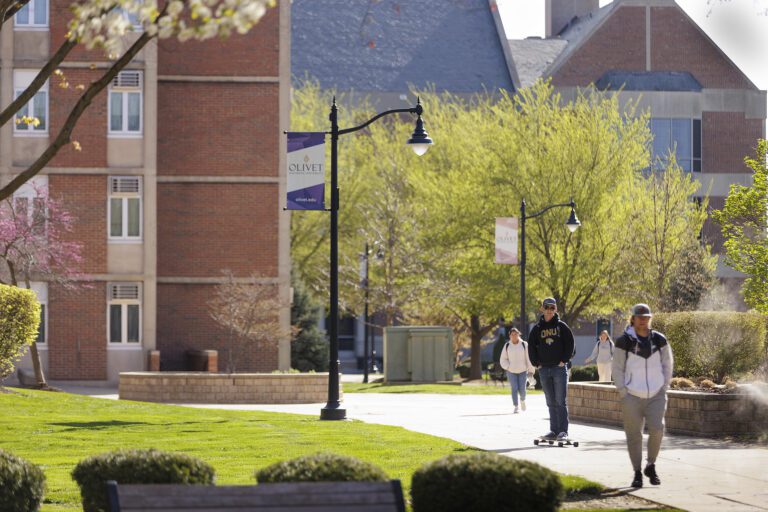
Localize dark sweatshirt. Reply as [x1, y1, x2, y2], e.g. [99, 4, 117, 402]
[527, 313, 575, 368]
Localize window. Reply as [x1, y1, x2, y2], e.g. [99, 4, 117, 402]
[108, 176, 142, 241]
[650, 118, 701, 172]
[13, 176, 48, 235]
[19, 283, 48, 345]
[14, 70, 48, 135]
[14, 0, 48, 29]
[108, 71, 143, 136]
[119, 5, 143, 30]
[108, 283, 141, 344]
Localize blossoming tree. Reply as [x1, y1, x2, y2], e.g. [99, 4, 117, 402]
[0, 0, 275, 201]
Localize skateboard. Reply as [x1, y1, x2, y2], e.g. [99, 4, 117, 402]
[533, 436, 579, 447]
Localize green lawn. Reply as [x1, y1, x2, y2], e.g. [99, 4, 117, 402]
[2, 388, 594, 512]
[344, 381, 544, 395]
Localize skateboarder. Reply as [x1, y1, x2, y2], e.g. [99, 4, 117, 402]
[528, 297, 575, 442]
[613, 303, 674, 488]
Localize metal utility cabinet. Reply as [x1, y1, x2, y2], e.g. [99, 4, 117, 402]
[383, 326, 453, 382]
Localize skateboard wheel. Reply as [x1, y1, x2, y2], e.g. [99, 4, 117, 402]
[573, 442, 579, 447]
[548, 440, 554, 445]
[534, 440, 539, 445]
[558, 442, 563, 447]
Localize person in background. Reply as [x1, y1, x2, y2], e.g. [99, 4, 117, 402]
[499, 327, 535, 413]
[613, 303, 674, 488]
[528, 297, 575, 441]
[584, 329, 615, 382]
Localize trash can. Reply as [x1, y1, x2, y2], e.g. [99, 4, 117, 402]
[384, 326, 453, 382]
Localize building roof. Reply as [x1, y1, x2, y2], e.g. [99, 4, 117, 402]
[507, 38, 568, 88]
[595, 71, 703, 91]
[291, 0, 515, 94]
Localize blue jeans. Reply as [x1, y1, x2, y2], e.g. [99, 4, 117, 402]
[507, 371, 528, 406]
[539, 365, 569, 434]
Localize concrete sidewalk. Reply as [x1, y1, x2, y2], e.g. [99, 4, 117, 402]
[54, 381, 768, 512]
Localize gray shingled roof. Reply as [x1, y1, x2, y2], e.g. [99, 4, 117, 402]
[596, 71, 703, 91]
[291, 0, 515, 93]
[507, 38, 568, 88]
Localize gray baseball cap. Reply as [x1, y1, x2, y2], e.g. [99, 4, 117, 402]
[631, 303, 652, 317]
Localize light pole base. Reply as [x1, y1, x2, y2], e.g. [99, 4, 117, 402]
[320, 404, 347, 421]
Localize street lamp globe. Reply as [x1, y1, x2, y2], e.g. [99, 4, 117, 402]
[566, 205, 581, 233]
[406, 115, 433, 156]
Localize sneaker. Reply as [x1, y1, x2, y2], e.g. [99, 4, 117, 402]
[556, 432, 568, 441]
[513, 406, 519, 413]
[631, 470, 643, 488]
[644, 464, 661, 485]
[542, 431, 557, 440]
[521, 400, 526, 411]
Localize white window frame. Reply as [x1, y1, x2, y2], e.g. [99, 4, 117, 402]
[20, 282, 48, 346]
[108, 71, 143, 137]
[13, 70, 49, 136]
[14, 0, 49, 30]
[108, 176, 143, 242]
[107, 283, 142, 346]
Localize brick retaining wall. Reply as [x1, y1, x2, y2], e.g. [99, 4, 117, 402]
[569, 382, 768, 436]
[119, 372, 336, 404]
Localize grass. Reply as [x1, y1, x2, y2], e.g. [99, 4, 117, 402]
[1, 388, 614, 511]
[344, 381, 544, 395]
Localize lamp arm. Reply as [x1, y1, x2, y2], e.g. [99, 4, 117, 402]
[332, 105, 421, 136]
[525, 200, 576, 220]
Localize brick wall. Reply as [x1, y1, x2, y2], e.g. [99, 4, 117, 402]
[119, 372, 335, 404]
[157, 82, 279, 177]
[702, 112, 763, 174]
[158, 7, 279, 77]
[48, 282, 107, 379]
[156, 283, 280, 372]
[156, 183, 278, 277]
[650, 7, 754, 89]
[49, 175, 107, 274]
[50, 0, 107, 62]
[552, 6, 646, 87]
[569, 382, 768, 436]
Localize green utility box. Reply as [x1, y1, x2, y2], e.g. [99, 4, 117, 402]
[384, 326, 453, 382]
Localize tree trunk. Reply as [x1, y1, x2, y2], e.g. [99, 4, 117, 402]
[469, 315, 483, 380]
[29, 340, 47, 388]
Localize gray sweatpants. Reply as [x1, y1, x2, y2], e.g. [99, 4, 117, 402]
[621, 391, 667, 471]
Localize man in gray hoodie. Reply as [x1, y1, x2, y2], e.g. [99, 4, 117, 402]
[612, 303, 674, 488]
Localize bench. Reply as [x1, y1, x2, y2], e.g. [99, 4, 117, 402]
[107, 480, 406, 512]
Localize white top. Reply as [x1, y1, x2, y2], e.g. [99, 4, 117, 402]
[586, 339, 614, 364]
[499, 340, 535, 374]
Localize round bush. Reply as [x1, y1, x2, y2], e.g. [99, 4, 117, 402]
[0, 449, 45, 512]
[72, 449, 215, 512]
[255, 453, 388, 483]
[570, 365, 599, 382]
[411, 453, 564, 512]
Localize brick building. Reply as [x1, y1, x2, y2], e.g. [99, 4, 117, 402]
[4, 1, 292, 383]
[506, 0, 766, 357]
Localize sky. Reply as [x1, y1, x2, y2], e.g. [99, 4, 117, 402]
[497, 0, 768, 93]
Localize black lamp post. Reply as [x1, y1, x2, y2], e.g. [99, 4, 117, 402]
[361, 242, 370, 384]
[519, 199, 580, 334]
[321, 98, 433, 420]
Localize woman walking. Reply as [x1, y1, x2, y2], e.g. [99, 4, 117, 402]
[584, 330, 615, 382]
[499, 327, 535, 413]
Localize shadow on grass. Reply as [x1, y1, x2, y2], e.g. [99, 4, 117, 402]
[51, 419, 231, 431]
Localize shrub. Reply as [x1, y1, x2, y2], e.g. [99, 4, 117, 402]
[653, 311, 766, 381]
[700, 379, 717, 389]
[290, 274, 328, 372]
[0, 284, 41, 380]
[670, 377, 695, 389]
[570, 365, 599, 382]
[255, 453, 388, 483]
[72, 449, 215, 512]
[456, 364, 470, 379]
[411, 453, 563, 512]
[0, 449, 45, 512]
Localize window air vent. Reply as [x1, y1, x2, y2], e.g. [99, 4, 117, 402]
[110, 284, 140, 300]
[112, 71, 141, 88]
[110, 176, 140, 194]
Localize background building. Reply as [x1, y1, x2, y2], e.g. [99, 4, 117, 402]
[5, 0, 291, 384]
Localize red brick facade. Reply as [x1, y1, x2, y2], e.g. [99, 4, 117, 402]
[157, 82, 279, 177]
[702, 112, 764, 174]
[157, 183, 279, 277]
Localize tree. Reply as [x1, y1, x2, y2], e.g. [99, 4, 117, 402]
[0, 0, 274, 201]
[208, 271, 287, 373]
[0, 183, 83, 388]
[712, 139, 768, 312]
[0, 284, 40, 382]
[658, 240, 717, 311]
[290, 271, 328, 372]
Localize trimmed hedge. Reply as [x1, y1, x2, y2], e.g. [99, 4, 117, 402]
[72, 449, 215, 512]
[411, 453, 564, 512]
[255, 453, 388, 483]
[653, 311, 766, 381]
[0, 449, 45, 512]
[0, 284, 41, 380]
[570, 365, 599, 382]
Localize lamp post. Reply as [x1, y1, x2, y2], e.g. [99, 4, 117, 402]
[322, 98, 433, 420]
[519, 198, 580, 334]
[361, 242, 370, 384]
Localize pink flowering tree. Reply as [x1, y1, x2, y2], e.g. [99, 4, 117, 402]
[0, 183, 84, 388]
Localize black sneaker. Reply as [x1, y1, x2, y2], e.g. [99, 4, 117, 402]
[631, 470, 643, 488]
[644, 464, 661, 485]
